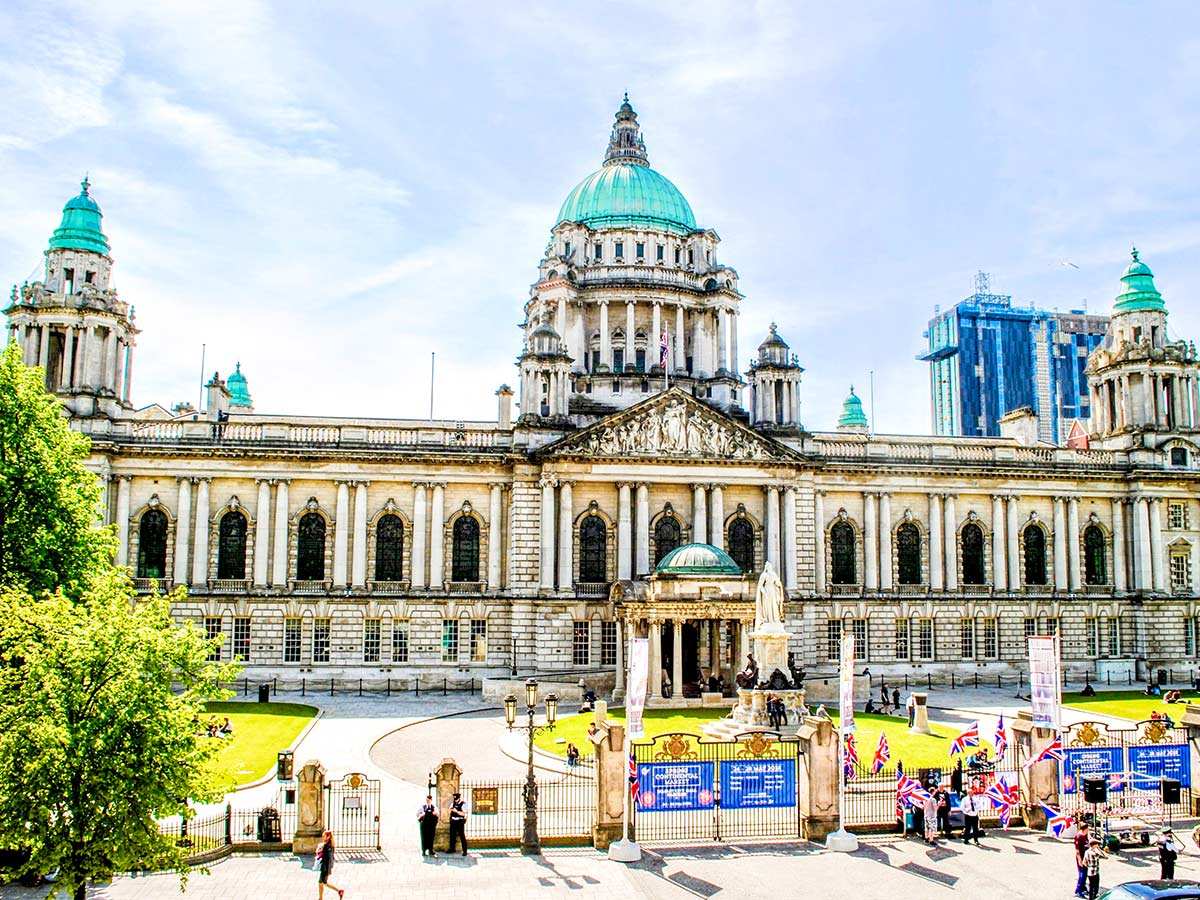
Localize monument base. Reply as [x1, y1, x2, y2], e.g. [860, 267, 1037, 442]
[825, 828, 859, 852]
[751, 628, 792, 689]
[701, 686, 807, 740]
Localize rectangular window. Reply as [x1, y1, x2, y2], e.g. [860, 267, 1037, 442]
[674, 246, 681, 264]
[63, 267, 74, 295]
[656, 244, 664, 261]
[826, 618, 841, 662]
[1171, 448, 1189, 467]
[1186, 618, 1196, 658]
[233, 616, 251, 662]
[392, 619, 409, 663]
[917, 618, 934, 660]
[635, 348, 646, 372]
[1087, 617, 1099, 657]
[613, 348, 624, 371]
[1023, 616, 1036, 656]
[471, 619, 487, 663]
[1044, 617, 1059, 637]
[982, 618, 998, 659]
[1106, 617, 1120, 657]
[593, 242, 602, 261]
[205, 617, 223, 662]
[441, 619, 459, 663]
[1171, 553, 1192, 591]
[687, 249, 695, 265]
[850, 618, 868, 661]
[1168, 502, 1188, 529]
[614, 241, 624, 259]
[894, 618, 910, 660]
[313, 618, 331, 664]
[635, 242, 644, 259]
[563, 241, 571, 258]
[601, 621, 617, 666]
[960, 619, 976, 660]
[573, 621, 591, 666]
[284, 617, 301, 663]
[364, 619, 381, 663]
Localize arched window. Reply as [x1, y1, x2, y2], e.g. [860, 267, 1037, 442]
[1023, 525, 1047, 586]
[654, 517, 681, 565]
[216, 511, 247, 580]
[896, 523, 921, 585]
[1084, 524, 1107, 585]
[830, 522, 856, 585]
[452, 517, 480, 582]
[728, 519, 755, 574]
[137, 510, 168, 579]
[297, 513, 326, 581]
[961, 523, 985, 585]
[578, 516, 607, 582]
[374, 514, 404, 582]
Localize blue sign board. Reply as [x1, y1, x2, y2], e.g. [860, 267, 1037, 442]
[1063, 747, 1124, 794]
[636, 762, 715, 812]
[1128, 744, 1191, 791]
[719, 759, 796, 809]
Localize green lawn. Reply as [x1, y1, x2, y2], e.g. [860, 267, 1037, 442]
[1062, 690, 1198, 723]
[204, 701, 317, 788]
[831, 712, 986, 770]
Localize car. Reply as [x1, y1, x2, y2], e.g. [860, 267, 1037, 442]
[1099, 880, 1200, 900]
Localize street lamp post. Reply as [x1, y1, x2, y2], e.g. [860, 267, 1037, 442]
[503, 678, 558, 855]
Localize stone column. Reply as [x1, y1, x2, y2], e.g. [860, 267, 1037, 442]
[1067, 497, 1081, 592]
[863, 492, 878, 591]
[1133, 497, 1150, 592]
[1142, 372, 1155, 427]
[635, 483, 650, 576]
[1191, 377, 1200, 428]
[599, 302, 611, 371]
[429, 483, 445, 589]
[613, 619, 626, 698]
[739, 619, 751, 665]
[692, 483, 708, 545]
[488, 483, 504, 590]
[1111, 498, 1127, 593]
[1053, 497, 1068, 591]
[878, 492, 893, 591]
[1150, 498, 1167, 593]
[943, 495, 958, 591]
[37, 324, 50, 370]
[333, 481, 351, 587]
[411, 483, 428, 589]
[625, 302, 635, 371]
[557, 480, 574, 590]
[272, 480, 290, 587]
[351, 482, 368, 587]
[60, 326, 75, 390]
[1006, 496, 1020, 590]
[675, 305, 685, 373]
[782, 485, 798, 590]
[928, 493, 943, 591]
[991, 495, 1007, 592]
[709, 484, 725, 551]
[539, 477, 556, 591]
[113, 339, 127, 401]
[730, 310, 739, 375]
[717, 308, 729, 373]
[651, 303, 662, 368]
[672, 619, 684, 699]
[174, 477, 193, 586]
[122, 341, 134, 403]
[191, 478, 211, 587]
[617, 482, 632, 580]
[765, 485, 781, 571]
[648, 621, 662, 699]
[115, 475, 132, 567]
[254, 479, 272, 587]
[814, 491, 826, 592]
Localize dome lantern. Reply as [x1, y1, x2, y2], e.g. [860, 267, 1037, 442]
[48, 176, 110, 256]
[837, 387, 869, 431]
[1113, 246, 1166, 313]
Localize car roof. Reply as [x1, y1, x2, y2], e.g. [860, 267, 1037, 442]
[1114, 881, 1200, 899]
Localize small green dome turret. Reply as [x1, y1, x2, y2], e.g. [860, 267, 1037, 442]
[1113, 246, 1165, 313]
[48, 177, 110, 255]
[837, 387, 869, 428]
[655, 543, 743, 576]
[227, 362, 252, 408]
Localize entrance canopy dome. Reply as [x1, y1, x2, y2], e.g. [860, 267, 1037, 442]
[655, 543, 742, 576]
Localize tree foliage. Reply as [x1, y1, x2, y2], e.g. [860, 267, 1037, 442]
[0, 341, 115, 598]
[0, 572, 236, 898]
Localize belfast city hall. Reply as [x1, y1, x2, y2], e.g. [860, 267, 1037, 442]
[6, 97, 1200, 699]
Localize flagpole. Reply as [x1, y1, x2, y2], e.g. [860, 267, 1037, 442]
[826, 634, 858, 852]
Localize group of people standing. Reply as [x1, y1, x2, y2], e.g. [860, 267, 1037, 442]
[416, 792, 469, 858]
[864, 683, 917, 726]
[909, 782, 985, 845]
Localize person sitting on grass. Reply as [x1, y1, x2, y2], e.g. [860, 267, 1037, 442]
[218, 717, 234, 736]
[1080, 683, 1096, 697]
[1165, 690, 1182, 704]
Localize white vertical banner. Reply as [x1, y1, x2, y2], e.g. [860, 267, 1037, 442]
[840, 631, 856, 735]
[1028, 634, 1061, 730]
[626, 637, 649, 739]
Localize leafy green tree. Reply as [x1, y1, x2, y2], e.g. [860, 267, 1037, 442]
[0, 340, 115, 598]
[0, 573, 236, 899]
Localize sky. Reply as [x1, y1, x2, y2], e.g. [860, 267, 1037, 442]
[1, 1, 1198, 433]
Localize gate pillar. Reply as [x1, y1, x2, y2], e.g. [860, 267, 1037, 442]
[591, 716, 626, 850]
[1013, 710, 1059, 829]
[293, 759, 327, 853]
[796, 716, 838, 840]
[434, 758, 462, 852]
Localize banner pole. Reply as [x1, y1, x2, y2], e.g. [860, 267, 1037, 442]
[826, 632, 858, 852]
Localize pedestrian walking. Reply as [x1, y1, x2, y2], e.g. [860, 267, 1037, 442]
[1083, 838, 1108, 900]
[448, 792, 469, 856]
[935, 784, 953, 838]
[1158, 825, 1183, 880]
[566, 743, 579, 767]
[1073, 820, 1090, 897]
[905, 693, 916, 728]
[959, 787, 984, 844]
[417, 794, 439, 857]
[315, 830, 344, 900]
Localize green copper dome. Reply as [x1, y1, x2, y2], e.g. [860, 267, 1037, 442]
[655, 543, 742, 576]
[48, 178, 110, 255]
[837, 387, 868, 428]
[1113, 247, 1165, 313]
[227, 362, 251, 408]
[555, 96, 697, 236]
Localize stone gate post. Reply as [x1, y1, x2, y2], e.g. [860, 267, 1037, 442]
[796, 716, 838, 840]
[591, 710, 626, 850]
[434, 758, 462, 851]
[1013, 709, 1059, 829]
[293, 760, 326, 853]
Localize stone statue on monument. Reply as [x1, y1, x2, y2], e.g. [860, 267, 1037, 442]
[754, 561, 786, 633]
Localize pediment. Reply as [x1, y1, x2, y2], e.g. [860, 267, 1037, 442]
[540, 389, 792, 463]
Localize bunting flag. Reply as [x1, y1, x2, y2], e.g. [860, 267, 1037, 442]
[993, 714, 1008, 760]
[949, 721, 981, 757]
[1024, 735, 1064, 769]
[872, 731, 891, 774]
[1040, 802, 1074, 837]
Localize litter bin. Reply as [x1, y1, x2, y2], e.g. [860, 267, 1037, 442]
[257, 807, 281, 843]
[1157, 669, 1167, 688]
[277, 750, 294, 781]
[258, 682, 271, 703]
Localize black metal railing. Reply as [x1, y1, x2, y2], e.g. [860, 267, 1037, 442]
[458, 771, 594, 843]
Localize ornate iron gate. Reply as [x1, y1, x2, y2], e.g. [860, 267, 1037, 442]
[632, 732, 802, 844]
[325, 772, 381, 850]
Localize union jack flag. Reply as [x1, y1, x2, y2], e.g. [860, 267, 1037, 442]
[1024, 736, 1064, 769]
[872, 731, 891, 774]
[949, 721, 981, 757]
[985, 777, 1020, 829]
[1040, 802, 1074, 837]
[896, 773, 931, 810]
[659, 332, 669, 367]
[843, 734, 859, 781]
[993, 714, 1008, 760]
[628, 748, 640, 804]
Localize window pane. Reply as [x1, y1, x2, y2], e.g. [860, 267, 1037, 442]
[284, 618, 301, 663]
[313, 618, 331, 663]
[573, 621, 590, 666]
[217, 511, 247, 580]
[601, 621, 617, 666]
[1023, 526, 1047, 585]
[441, 620, 459, 662]
[364, 619, 381, 663]
[894, 619, 909, 659]
[728, 519, 755, 574]
[830, 522, 856, 585]
[297, 513, 326, 581]
[137, 510, 168, 579]
[1084, 525, 1107, 585]
[825, 619, 841, 661]
[654, 518, 681, 565]
[961, 524, 985, 585]
[579, 516, 607, 582]
[982, 618, 997, 658]
[205, 617, 222, 662]
[896, 523, 921, 584]
[374, 515, 404, 581]
[918, 619, 933, 660]
[392, 620, 409, 663]
[452, 518, 480, 582]
[471, 619, 487, 663]
[960, 619, 975, 659]
[233, 617, 251, 662]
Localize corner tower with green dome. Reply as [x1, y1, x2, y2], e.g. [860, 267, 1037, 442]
[520, 96, 746, 425]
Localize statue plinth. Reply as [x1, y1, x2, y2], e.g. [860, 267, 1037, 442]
[751, 627, 790, 686]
